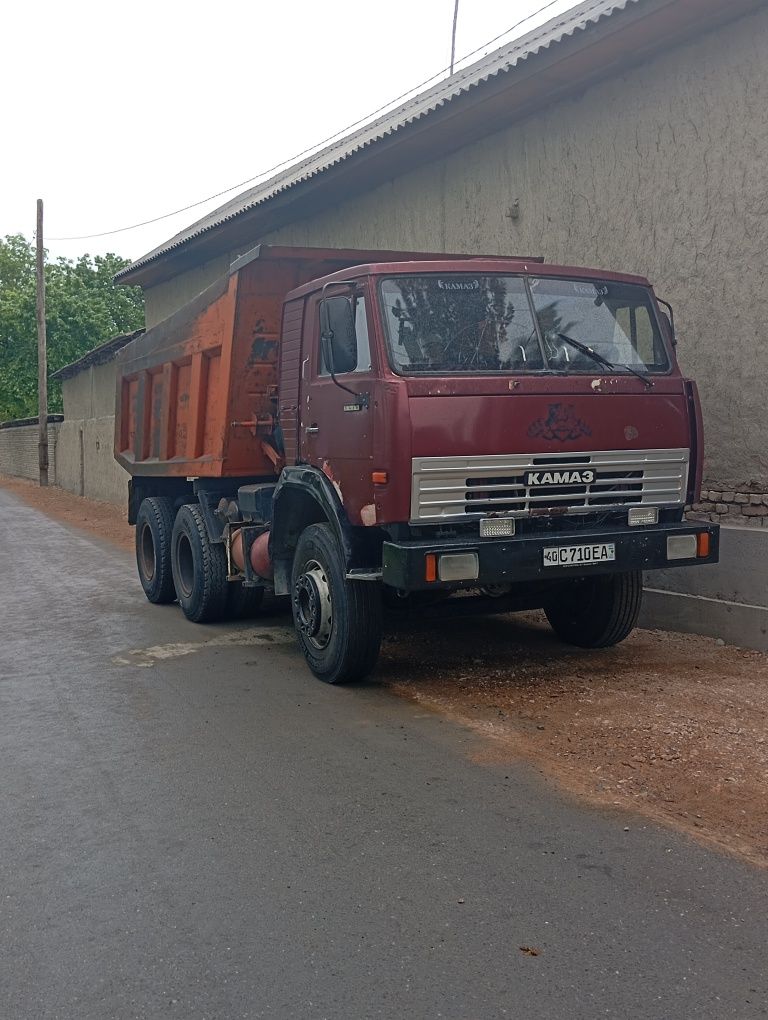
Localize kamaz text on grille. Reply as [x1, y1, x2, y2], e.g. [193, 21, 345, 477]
[523, 469, 595, 486]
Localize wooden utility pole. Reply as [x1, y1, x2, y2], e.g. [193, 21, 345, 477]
[36, 199, 49, 486]
[450, 0, 460, 75]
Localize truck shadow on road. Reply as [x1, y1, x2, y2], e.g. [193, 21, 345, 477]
[376, 607, 628, 689]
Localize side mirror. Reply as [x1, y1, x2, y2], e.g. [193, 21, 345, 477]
[321, 296, 357, 374]
[657, 299, 677, 347]
[660, 311, 675, 346]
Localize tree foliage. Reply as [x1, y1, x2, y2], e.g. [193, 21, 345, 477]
[0, 234, 144, 421]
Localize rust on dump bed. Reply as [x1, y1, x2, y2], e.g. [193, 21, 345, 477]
[114, 244, 475, 479]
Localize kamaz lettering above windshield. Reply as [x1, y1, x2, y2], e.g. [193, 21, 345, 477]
[380, 274, 669, 375]
[115, 247, 717, 686]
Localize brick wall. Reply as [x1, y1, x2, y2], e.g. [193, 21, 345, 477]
[688, 482, 768, 528]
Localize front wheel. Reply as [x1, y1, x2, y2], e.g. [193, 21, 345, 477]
[291, 523, 382, 684]
[544, 570, 642, 648]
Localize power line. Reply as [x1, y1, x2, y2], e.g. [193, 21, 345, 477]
[450, 0, 460, 75]
[48, 0, 567, 242]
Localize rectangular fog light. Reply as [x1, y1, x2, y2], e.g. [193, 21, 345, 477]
[628, 507, 659, 527]
[480, 517, 516, 538]
[667, 535, 697, 560]
[438, 552, 480, 582]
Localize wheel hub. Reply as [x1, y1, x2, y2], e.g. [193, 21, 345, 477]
[293, 560, 333, 649]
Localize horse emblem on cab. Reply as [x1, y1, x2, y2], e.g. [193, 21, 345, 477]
[528, 403, 592, 442]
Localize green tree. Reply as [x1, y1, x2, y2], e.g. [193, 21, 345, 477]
[0, 234, 144, 420]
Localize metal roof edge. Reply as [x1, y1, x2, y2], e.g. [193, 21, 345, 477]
[50, 329, 145, 381]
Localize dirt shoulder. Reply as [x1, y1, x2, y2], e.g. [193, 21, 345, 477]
[5, 473, 767, 868]
[0, 474, 134, 551]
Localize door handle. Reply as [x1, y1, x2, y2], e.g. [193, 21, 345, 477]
[305, 425, 320, 434]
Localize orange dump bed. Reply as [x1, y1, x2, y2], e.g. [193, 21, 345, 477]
[115, 244, 447, 479]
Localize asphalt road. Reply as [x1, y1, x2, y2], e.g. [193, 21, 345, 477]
[1, 485, 766, 1020]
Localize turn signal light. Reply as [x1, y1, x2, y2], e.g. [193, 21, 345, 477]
[697, 532, 710, 558]
[425, 553, 437, 583]
[371, 471, 388, 485]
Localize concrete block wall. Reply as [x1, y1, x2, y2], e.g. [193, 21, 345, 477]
[55, 360, 129, 505]
[55, 417, 128, 504]
[641, 525, 768, 651]
[0, 417, 126, 504]
[0, 423, 60, 483]
[0, 356, 129, 506]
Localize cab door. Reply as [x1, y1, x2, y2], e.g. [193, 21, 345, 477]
[299, 284, 376, 524]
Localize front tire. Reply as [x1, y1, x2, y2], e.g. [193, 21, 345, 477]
[171, 503, 229, 623]
[135, 497, 176, 604]
[544, 570, 642, 648]
[291, 523, 382, 684]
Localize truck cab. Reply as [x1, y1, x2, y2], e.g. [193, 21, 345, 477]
[274, 259, 714, 628]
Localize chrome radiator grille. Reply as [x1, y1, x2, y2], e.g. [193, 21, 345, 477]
[410, 448, 689, 522]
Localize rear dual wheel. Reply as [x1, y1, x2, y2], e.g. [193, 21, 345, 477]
[135, 497, 176, 604]
[291, 524, 382, 684]
[171, 503, 230, 623]
[136, 498, 265, 621]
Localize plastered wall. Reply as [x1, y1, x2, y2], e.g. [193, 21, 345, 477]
[144, 252, 232, 329]
[140, 6, 767, 489]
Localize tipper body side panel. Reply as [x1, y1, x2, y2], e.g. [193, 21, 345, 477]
[115, 245, 457, 479]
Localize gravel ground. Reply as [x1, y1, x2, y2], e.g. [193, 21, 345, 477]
[4, 472, 766, 868]
[379, 615, 768, 868]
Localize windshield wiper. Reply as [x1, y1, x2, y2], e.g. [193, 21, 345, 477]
[557, 333, 652, 389]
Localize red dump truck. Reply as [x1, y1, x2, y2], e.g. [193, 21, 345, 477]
[115, 244, 718, 683]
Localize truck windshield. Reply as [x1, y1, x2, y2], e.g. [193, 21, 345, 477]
[379, 275, 670, 375]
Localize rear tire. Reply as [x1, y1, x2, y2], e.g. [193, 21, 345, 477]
[291, 523, 382, 684]
[171, 503, 228, 623]
[135, 497, 176, 604]
[544, 570, 642, 648]
[226, 581, 265, 619]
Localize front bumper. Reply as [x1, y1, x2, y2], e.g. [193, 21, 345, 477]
[381, 521, 719, 591]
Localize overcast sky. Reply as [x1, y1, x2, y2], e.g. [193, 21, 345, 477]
[3, 0, 579, 264]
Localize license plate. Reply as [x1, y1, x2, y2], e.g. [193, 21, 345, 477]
[543, 543, 616, 567]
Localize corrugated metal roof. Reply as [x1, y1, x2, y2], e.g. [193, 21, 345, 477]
[117, 0, 638, 282]
[50, 329, 145, 381]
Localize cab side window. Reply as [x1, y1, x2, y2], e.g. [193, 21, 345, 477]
[319, 295, 372, 375]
